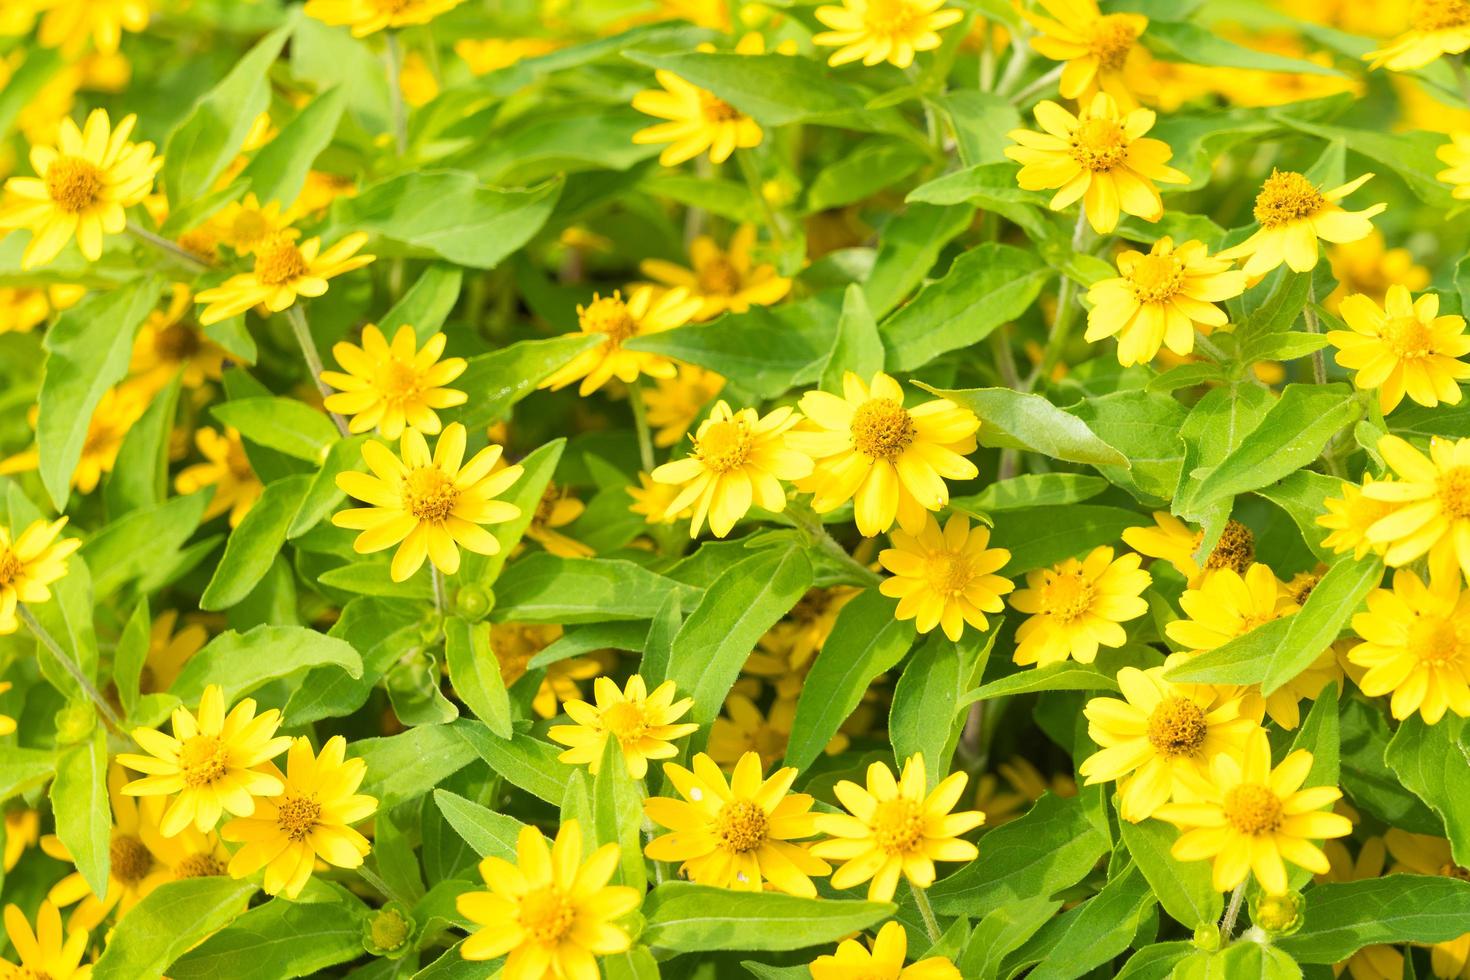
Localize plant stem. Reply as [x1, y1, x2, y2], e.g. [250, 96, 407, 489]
[911, 881, 943, 943]
[639, 779, 667, 885]
[786, 503, 881, 588]
[1220, 880, 1247, 945]
[1031, 210, 1090, 387]
[18, 604, 123, 733]
[126, 221, 210, 273]
[431, 565, 447, 617]
[384, 30, 409, 157]
[736, 149, 786, 253]
[1008, 64, 1064, 107]
[1194, 331, 1229, 363]
[1302, 278, 1327, 386]
[629, 379, 655, 474]
[285, 304, 351, 436]
[978, 24, 996, 91]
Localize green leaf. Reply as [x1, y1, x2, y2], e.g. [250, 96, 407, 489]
[1163, 616, 1294, 686]
[0, 49, 61, 143]
[1145, 21, 1340, 74]
[864, 203, 975, 317]
[907, 161, 1045, 208]
[941, 90, 1024, 166]
[433, 788, 527, 862]
[212, 397, 339, 463]
[492, 554, 697, 624]
[0, 748, 56, 803]
[820, 284, 884, 393]
[593, 736, 646, 890]
[1279, 876, 1470, 964]
[890, 629, 996, 788]
[353, 724, 477, 810]
[169, 895, 369, 980]
[444, 617, 513, 738]
[1340, 698, 1441, 835]
[285, 597, 422, 724]
[1115, 943, 1196, 980]
[1385, 714, 1470, 868]
[442, 335, 603, 430]
[92, 878, 256, 980]
[104, 374, 182, 515]
[453, 719, 567, 806]
[235, 86, 346, 207]
[957, 897, 1063, 980]
[50, 730, 109, 896]
[640, 882, 894, 952]
[1275, 114, 1453, 208]
[114, 600, 151, 719]
[1255, 470, 1346, 563]
[985, 505, 1147, 574]
[1171, 383, 1273, 519]
[1071, 390, 1189, 503]
[1174, 942, 1302, 980]
[920, 384, 1128, 467]
[1023, 862, 1157, 980]
[1238, 331, 1330, 363]
[171, 624, 362, 704]
[805, 140, 930, 213]
[602, 947, 662, 980]
[285, 434, 370, 539]
[200, 475, 313, 610]
[1120, 818, 1221, 929]
[965, 659, 1121, 701]
[82, 491, 208, 600]
[380, 264, 464, 341]
[954, 474, 1108, 513]
[29, 555, 99, 695]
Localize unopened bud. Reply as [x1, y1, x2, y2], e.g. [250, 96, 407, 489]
[1252, 891, 1304, 937]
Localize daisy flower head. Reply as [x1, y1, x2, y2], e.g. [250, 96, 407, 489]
[0, 108, 161, 268]
[548, 675, 699, 778]
[117, 684, 293, 836]
[812, 0, 965, 70]
[175, 426, 264, 527]
[1164, 562, 1297, 656]
[1347, 567, 1470, 724]
[641, 224, 792, 321]
[213, 193, 289, 256]
[809, 921, 962, 979]
[879, 512, 1013, 642]
[1317, 474, 1399, 561]
[1362, 434, 1470, 580]
[1365, 1, 1470, 71]
[1216, 170, 1385, 278]
[1327, 230, 1431, 310]
[790, 371, 979, 537]
[0, 517, 81, 634]
[1156, 730, 1351, 894]
[27, 0, 151, 56]
[643, 751, 830, 896]
[1005, 93, 1188, 234]
[1008, 546, 1151, 668]
[333, 423, 523, 582]
[539, 286, 702, 396]
[1024, 0, 1151, 108]
[1327, 286, 1470, 414]
[1437, 131, 1470, 199]
[129, 285, 228, 392]
[321, 323, 468, 438]
[304, 0, 463, 36]
[1084, 237, 1248, 366]
[0, 901, 91, 980]
[0, 385, 149, 495]
[194, 231, 375, 326]
[811, 753, 984, 901]
[1122, 513, 1255, 587]
[632, 71, 764, 166]
[650, 400, 813, 538]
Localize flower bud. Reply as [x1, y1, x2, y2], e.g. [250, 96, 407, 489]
[1251, 891, 1304, 937]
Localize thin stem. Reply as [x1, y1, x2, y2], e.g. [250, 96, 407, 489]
[1031, 210, 1090, 387]
[1302, 278, 1327, 386]
[995, 38, 1033, 98]
[736, 149, 786, 253]
[978, 24, 996, 92]
[1008, 64, 1064, 107]
[786, 503, 882, 588]
[18, 604, 123, 732]
[384, 30, 409, 157]
[1453, 56, 1470, 109]
[285, 304, 351, 436]
[126, 221, 210, 273]
[1193, 331, 1229, 363]
[911, 881, 943, 944]
[629, 379, 656, 474]
[431, 565, 447, 617]
[1220, 880, 1248, 944]
[639, 780, 668, 885]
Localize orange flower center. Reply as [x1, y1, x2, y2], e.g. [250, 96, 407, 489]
[1129, 253, 1186, 304]
[922, 551, 974, 598]
[175, 853, 226, 878]
[871, 798, 926, 856]
[697, 255, 742, 296]
[700, 91, 744, 124]
[850, 398, 916, 461]
[380, 359, 425, 403]
[601, 699, 650, 742]
[1252, 170, 1325, 228]
[1087, 15, 1139, 72]
[1413, 0, 1470, 31]
[578, 293, 638, 344]
[111, 833, 155, 884]
[1379, 315, 1435, 358]
[695, 418, 754, 473]
[253, 239, 310, 286]
[45, 156, 104, 214]
[517, 885, 576, 945]
[1202, 520, 1255, 573]
[1146, 697, 1208, 759]
[179, 734, 229, 788]
[1438, 465, 1470, 520]
[0, 549, 22, 589]
[1222, 784, 1285, 836]
[1036, 569, 1096, 623]
[403, 467, 459, 524]
[276, 794, 322, 842]
[1408, 616, 1468, 668]
[714, 799, 770, 854]
[1068, 118, 1129, 173]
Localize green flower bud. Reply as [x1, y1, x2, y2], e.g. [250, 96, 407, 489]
[54, 703, 96, 743]
[455, 583, 493, 621]
[1251, 891, 1304, 937]
[363, 903, 414, 958]
[1192, 924, 1221, 952]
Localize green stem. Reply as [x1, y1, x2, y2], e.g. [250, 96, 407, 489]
[1220, 880, 1247, 945]
[911, 880, 943, 944]
[1008, 64, 1063, 107]
[1031, 211, 1091, 388]
[384, 30, 409, 156]
[126, 221, 210, 273]
[1193, 331, 1229, 363]
[431, 565, 447, 618]
[285, 304, 351, 436]
[639, 779, 668, 885]
[736, 149, 786, 253]
[18, 603, 123, 732]
[1302, 278, 1327, 387]
[786, 503, 881, 588]
[629, 379, 656, 474]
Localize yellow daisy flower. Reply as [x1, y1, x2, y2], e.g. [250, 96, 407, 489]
[643, 365, 726, 448]
[1122, 513, 1255, 587]
[212, 193, 290, 256]
[549, 674, 699, 779]
[140, 609, 208, 695]
[879, 513, 1013, 642]
[539, 286, 701, 396]
[118, 683, 293, 837]
[4, 810, 40, 871]
[221, 736, 377, 899]
[129, 284, 228, 392]
[1164, 563, 1297, 656]
[0, 109, 160, 268]
[1382, 829, 1470, 979]
[456, 820, 641, 975]
[650, 400, 813, 538]
[791, 371, 979, 537]
[525, 482, 594, 558]
[811, 753, 984, 902]
[1317, 478, 1402, 563]
[1365, 2, 1470, 71]
[0, 901, 91, 980]
[1005, 93, 1188, 234]
[175, 426, 264, 528]
[644, 751, 830, 896]
[333, 423, 523, 582]
[455, 38, 563, 75]
[707, 694, 799, 770]
[813, 0, 964, 69]
[1361, 434, 1470, 580]
[632, 71, 764, 166]
[809, 921, 962, 979]
[0, 284, 82, 335]
[1008, 546, 1151, 668]
[1261, 645, 1344, 731]
[1084, 237, 1247, 366]
[29, 0, 151, 56]
[1, 384, 150, 495]
[1327, 286, 1470, 414]
[0, 516, 80, 634]
[1326, 230, 1430, 312]
[303, 0, 463, 36]
[1155, 730, 1351, 895]
[487, 623, 603, 719]
[195, 232, 375, 326]
[321, 323, 468, 438]
[1024, 0, 1150, 108]
[641, 225, 791, 322]
[1347, 567, 1470, 724]
[1438, 131, 1470, 200]
[1217, 170, 1385, 277]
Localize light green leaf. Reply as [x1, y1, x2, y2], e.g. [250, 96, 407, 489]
[169, 895, 369, 980]
[864, 203, 975, 317]
[965, 660, 1121, 701]
[1279, 876, 1470, 963]
[920, 384, 1127, 467]
[954, 474, 1108, 513]
[171, 624, 362, 704]
[1174, 943, 1302, 980]
[1023, 862, 1157, 980]
[1255, 470, 1347, 563]
[492, 554, 697, 624]
[104, 374, 182, 516]
[92, 879, 256, 980]
[442, 335, 603, 430]
[1146, 21, 1339, 74]
[285, 434, 370, 539]
[593, 736, 646, 890]
[453, 719, 567, 806]
[1384, 714, 1470, 869]
[211, 397, 339, 463]
[1171, 383, 1274, 520]
[444, 617, 513, 738]
[113, 600, 151, 720]
[0, 748, 56, 803]
[82, 490, 208, 600]
[1261, 559, 1380, 694]
[640, 882, 894, 952]
[889, 628, 997, 789]
[1119, 818, 1220, 930]
[200, 475, 313, 610]
[50, 730, 109, 896]
[285, 597, 422, 724]
[907, 162, 1044, 208]
[380, 264, 464, 341]
[820, 284, 884, 393]
[353, 725, 478, 810]
[235, 86, 346, 207]
[806, 140, 929, 213]
[956, 897, 1063, 980]
[1114, 943, 1196, 980]
[433, 789, 528, 862]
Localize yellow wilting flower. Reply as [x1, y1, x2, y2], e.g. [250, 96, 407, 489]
[0, 517, 80, 635]
[1165, 563, 1297, 656]
[486, 623, 603, 719]
[813, 0, 964, 69]
[650, 401, 812, 538]
[643, 365, 726, 448]
[1382, 829, 1470, 979]
[140, 609, 208, 694]
[1024, 0, 1150, 108]
[129, 284, 228, 392]
[27, 0, 151, 56]
[1122, 513, 1256, 587]
[304, 0, 463, 36]
[1084, 237, 1247, 366]
[321, 324, 468, 438]
[195, 232, 375, 326]
[1327, 286, 1470, 414]
[1005, 94, 1187, 234]
[212, 193, 290, 256]
[632, 71, 764, 166]
[0, 109, 161, 268]
[1079, 666, 1262, 823]
[118, 684, 293, 836]
[1217, 170, 1385, 278]
[641, 225, 792, 321]
[549, 675, 699, 778]
[1155, 730, 1351, 894]
[811, 754, 984, 901]
[809, 921, 962, 979]
[1326, 230, 1431, 311]
[1347, 567, 1470, 724]
[1360, 434, 1470, 580]
[0, 901, 91, 980]
[333, 423, 523, 582]
[221, 736, 377, 898]
[643, 751, 830, 896]
[455, 38, 563, 75]
[879, 513, 1012, 642]
[524, 482, 594, 558]
[539, 286, 702, 396]
[175, 427, 264, 528]
[1365, 1, 1470, 71]
[1008, 546, 1151, 668]
[791, 372, 979, 537]
[456, 820, 641, 975]
[1438, 132, 1470, 199]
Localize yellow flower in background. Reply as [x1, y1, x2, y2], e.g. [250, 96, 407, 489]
[1122, 513, 1255, 587]
[1382, 829, 1470, 979]
[1362, 434, 1470, 580]
[457, 820, 641, 975]
[628, 471, 690, 525]
[213, 193, 290, 256]
[304, 0, 463, 36]
[287, 170, 358, 221]
[398, 51, 440, 107]
[1008, 546, 1150, 668]
[28, 0, 151, 56]
[524, 482, 594, 558]
[1327, 286, 1470, 414]
[1217, 170, 1385, 277]
[1348, 567, 1470, 724]
[0, 109, 160, 268]
[175, 426, 264, 527]
[708, 694, 799, 770]
[1005, 94, 1187, 234]
[118, 684, 292, 836]
[3, 810, 40, 871]
[195, 232, 375, 325]
[222, 736, 377, 898]
[1024, 0, 1150, 108]
[1317, 475, 1397, 561]
[809, 921, 962, 979]
[334, 423, 523, 582]
[879, 512, 1013, 642]
[1084, 237, 1247, 366]
[1260, 645, 1343, 731]
[812, 754, 983, 901]
[813, 0, 964, 69]
[641, 225, 792, 321]
[0, 284, 83, 334]
[455, 37, 563, 75]
[129, 284, 228, 391]
[1, 384, 150, 495]
[651, 401, 812, 538]
[655, 0, 732, 30]
[0, 517, 80, 635]
[0, 901, 91, 980]
[1079, 666, 1261, 823]
[644, 751, 830, 896]
[549, 675, 699, 778]
[140, 609, 208, 694]
[1365, 1, 1470, 71]
[486, 622, 603, 719]
[643, 365, 726, 448]
[1165, 563, 1296, 656]
[0, 682, 14, 737]
[792, 372, 979, 537]
[633, 71, 763, 166]
[1326, 230, 1430, 312]
[540, 286, 701, 396]
[1438, 131, 1470, 199]
[321, 324, 468, 438]
[1156, 730, 1351, 894]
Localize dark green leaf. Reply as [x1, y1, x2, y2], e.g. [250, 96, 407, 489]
[1279, 876, 1470, 963]
[169, 895, 368, 980]
[235, 86, 346, 207]
[1384, 714, 1470, 868]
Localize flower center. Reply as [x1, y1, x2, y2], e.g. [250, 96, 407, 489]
[1413, 0, 1470, 31]
[0, 550, 22, 589]
[697, 256, 742, 296]
[1222, 784, 1285, 836]
[1037, 570, 1096, 623]
[1069, 118, 1129, 173]
[154, 322, 202, 361]
[380, 359, 423, 403]
[923, 552, 974, 598]
[253, 239, 310, 287]
[695, 418, 754, 473]
[1252, 170, 1326, 227]
[601, 700, 649, 742]
[699, 92, 744, 124]
[1440, 863, 1470, 881]
[1087, 15, 1139, 71]
[1408, 616, 1468, 668]
[110, 834, 155, 884]
[534, 483, 560, 524]
[1203, 520, 1255, 573]
[179, 734, 229, 788]
[45, 156, 104, 214]
[1379, 316, 1435, 358]
[276, 794, 322, 842]
[1145, 697, 1209, 759]
[230, 210, 272, 250]
[517, 885, 576, 945]
[1438, 465, 1470, 520]
[1129, 253, 1186, 304]
[578, 294, 638, 344]
[850, 398, 916, 461]
[1287, 570, 1321, 605]
[863, 0, 926, 39]
[403, 467, 459, 524]
[174, 853, 226, 878]
[871, 798, 926, 856]
[714, 799, 770, 854]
